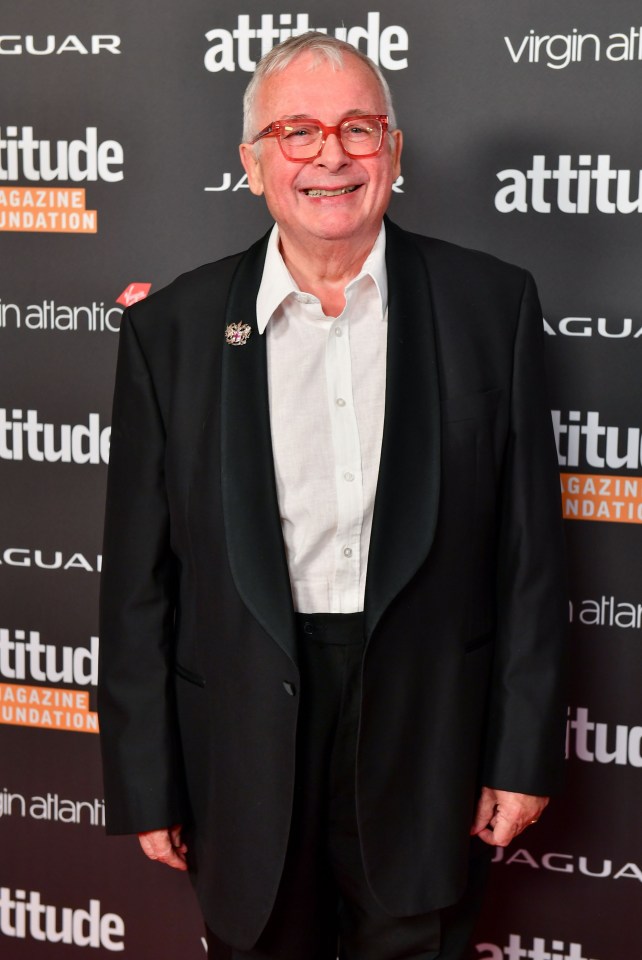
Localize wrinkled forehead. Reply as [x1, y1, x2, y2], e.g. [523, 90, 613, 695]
[255, 51, 387, 122]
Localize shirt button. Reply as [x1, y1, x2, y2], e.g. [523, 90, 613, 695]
[336, 398, 346, 407]
[343, 546, 353, 558]
[334, 327, 343, 337]
[344, 471, 355, 482]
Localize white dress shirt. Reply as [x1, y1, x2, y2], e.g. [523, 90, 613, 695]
[256, 223, 387, 614]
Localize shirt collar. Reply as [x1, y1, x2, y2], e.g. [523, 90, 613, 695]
[256, 222, 388, 334]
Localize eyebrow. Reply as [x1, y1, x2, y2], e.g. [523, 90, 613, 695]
[281, 110, 371, 122]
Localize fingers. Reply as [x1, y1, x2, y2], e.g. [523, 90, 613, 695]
[470, 787, 497, 837]
[169, 823, 188, 856]
[472, 788, 549, 848]
[138, 825, 188, 871]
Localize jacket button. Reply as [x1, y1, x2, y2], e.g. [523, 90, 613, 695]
[303, 621, 314, 635]
[282, 682, 296, 696]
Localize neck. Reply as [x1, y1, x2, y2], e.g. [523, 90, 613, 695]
[278, 226, 380, 318]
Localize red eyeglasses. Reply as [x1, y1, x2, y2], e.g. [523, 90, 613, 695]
[250, 115, 389, 162]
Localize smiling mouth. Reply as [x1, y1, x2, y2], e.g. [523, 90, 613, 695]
[303, 185, 360, 197]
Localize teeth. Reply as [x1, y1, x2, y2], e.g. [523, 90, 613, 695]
[304, 186, 358, 197]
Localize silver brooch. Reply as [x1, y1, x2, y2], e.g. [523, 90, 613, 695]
[225, 322, 252, 346]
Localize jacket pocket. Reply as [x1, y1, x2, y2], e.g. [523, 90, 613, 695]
[442, 388, 502, 423]
[464, 632, 493, 654]
[174, 661, 206, 687]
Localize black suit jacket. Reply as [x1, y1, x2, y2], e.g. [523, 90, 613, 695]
[98, 219, 567, 949]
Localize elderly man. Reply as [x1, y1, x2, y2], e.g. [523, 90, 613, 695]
[98, 32, 567, 960]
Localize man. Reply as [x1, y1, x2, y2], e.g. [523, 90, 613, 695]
[98, 32, 567, 960]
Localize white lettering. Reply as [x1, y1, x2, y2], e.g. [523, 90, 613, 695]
[505, 26, 642, 69]
[552, 409, 642, 470]
[496, 155, 642, 214]
[475, 932, 598, 960]
[204, 14, 409, 72]
[0, 888, 124, 949]
[0, 629, 98, 686]
[0, 409, 110, 463]
[567, 706, 642, 767]
[0, 127, 124, 182]
[494, 846, 642, 886]
[0, 35, 121, 56]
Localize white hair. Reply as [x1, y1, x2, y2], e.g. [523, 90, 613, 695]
[241, 32, 397, 143]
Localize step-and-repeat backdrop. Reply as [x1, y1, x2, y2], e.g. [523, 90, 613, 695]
[1, 1, 640, 957]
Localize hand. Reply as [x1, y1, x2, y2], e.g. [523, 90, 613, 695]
[470, 787, 549, 847]
[138, 824, 188, 871]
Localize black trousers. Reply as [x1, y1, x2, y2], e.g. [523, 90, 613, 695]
[207, 613, 489, 960]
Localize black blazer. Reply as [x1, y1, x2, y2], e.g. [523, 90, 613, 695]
[98, 219, 567, 949]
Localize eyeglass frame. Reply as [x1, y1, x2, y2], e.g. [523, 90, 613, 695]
[249, 114, 390, 162]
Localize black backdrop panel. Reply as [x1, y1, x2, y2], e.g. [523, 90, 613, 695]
[1, 2, 640, 957]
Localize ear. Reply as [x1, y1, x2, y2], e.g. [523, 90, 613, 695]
[389, 128, 403, 181]
[239, 143, 265, 196]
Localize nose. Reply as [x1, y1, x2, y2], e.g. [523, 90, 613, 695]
[313, 132, 350, 171]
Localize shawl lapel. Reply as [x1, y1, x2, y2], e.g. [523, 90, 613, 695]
[364, 220, 441, 639]
[220, 233, 297, 664]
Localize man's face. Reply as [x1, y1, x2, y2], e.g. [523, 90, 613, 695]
[239, 52, 403, 250]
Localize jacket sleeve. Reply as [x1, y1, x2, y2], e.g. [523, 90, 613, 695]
[482, 271, 569, 796]
[98, 308, 188, 834]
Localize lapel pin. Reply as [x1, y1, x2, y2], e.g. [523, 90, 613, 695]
[225, 322, 252, 346]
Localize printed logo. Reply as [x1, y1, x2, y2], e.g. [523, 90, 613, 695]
[0, 628, 99, 734]
[0, 35, 121, 56]
[0, 187, 97, 233]
[476, 932, 601, 959]
[115, 282, 152, 307]
[0, 889, 124, 950]
[0, 126, 124, 233]
[553, 410, 642, 524]
[553, 411, 642, 471]
[0, 127, 123, 182]
[0, 297, 123, 332]
[0, 285, 150, 331]
[544, 315, 642, 339]
[495, 155, 642, 214]
[203, 13, 409, 72]
[0, 788, 105, 826]
[567, 706, 642, 768]
[0, 409, 110, 463]
[492, 845, 642, 884]
[0, 548, 101, 573]
[569, 595, 642, 630]
[505, 26, 642, 69]
[560, 474, 642, 524]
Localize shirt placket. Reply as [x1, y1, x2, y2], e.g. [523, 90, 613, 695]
[325, 297, 364, 613]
